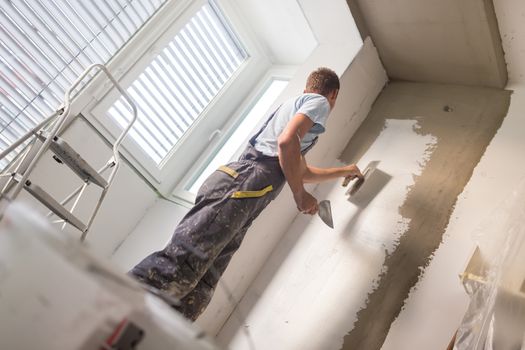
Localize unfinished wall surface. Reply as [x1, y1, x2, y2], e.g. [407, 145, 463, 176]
[381, 1, 525, 348]
[381, 87, 525, 350]
[351, 0, 507, 88]
[219, 81, 509, 350]
[341, 83, 509, 349]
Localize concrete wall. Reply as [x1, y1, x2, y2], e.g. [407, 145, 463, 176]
[381, 84, 525, 350]
[381, 1, 525, 348]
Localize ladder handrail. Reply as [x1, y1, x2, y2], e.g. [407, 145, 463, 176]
[63, 63, 138, 183]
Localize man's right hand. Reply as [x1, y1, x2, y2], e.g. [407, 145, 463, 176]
[294, 190, 319, 215]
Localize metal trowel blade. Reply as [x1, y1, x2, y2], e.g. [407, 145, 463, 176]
[318, 200, 334, 228]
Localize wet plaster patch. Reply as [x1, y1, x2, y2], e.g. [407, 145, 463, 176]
[339, 82, 510, 350]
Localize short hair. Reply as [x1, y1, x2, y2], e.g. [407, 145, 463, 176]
[305, 67, 340, 96]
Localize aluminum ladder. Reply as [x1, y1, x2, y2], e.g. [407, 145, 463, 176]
[0, 64, 137, 241]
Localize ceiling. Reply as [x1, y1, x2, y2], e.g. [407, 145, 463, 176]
[348, 0, 508, 88]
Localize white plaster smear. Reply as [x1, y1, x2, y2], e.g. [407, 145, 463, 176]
[218, 119, 436, 350]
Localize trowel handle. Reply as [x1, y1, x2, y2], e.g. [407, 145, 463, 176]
[342, 166, 370, 187]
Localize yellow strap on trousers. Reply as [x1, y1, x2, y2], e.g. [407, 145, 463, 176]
[231, 185, 273, 199]
[217, 165, 239, 178]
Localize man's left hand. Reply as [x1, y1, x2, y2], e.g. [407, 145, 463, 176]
[342, 164, 363, 186]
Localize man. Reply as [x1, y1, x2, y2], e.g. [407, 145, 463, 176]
[130, 67, 363, 320]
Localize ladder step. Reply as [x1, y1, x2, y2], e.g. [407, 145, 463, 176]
[13, 175, 87, 232]
[38, 132, 108, 188]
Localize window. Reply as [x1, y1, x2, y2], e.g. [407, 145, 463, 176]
[89, 0, 270, 195]
[0, 0, 168, 168]
[107, 1, 248, 165]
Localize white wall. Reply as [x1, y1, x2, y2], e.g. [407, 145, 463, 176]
[231, 0, 316, 65]
[218, 80, 510, 350]
[493, 0, 525, 86]
[112, 0, 367, 336]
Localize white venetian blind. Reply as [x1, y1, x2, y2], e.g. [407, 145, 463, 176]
[107, 0, 249, 165]
[0, 0, 167, 168]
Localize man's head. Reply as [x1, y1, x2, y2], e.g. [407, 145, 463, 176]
[304, 67, 340, 109]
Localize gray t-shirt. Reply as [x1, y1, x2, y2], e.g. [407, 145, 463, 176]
[253, 93, 330, 156]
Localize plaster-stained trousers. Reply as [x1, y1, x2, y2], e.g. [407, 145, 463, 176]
[130, 144, 286, 320]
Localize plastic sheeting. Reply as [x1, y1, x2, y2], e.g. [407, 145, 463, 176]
[455, 180, 525, 350]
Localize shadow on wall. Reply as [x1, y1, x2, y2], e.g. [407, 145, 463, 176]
[342, 166, 392, 238]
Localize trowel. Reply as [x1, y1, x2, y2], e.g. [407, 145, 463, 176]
[343, 160, 380, 196]
[318, 200, 334, 228]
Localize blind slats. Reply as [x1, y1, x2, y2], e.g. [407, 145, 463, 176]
[108, 1, 248, 165]
[0, 0, 167, 168]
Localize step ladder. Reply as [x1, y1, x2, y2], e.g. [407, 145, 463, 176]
[0, 64, 137, 241]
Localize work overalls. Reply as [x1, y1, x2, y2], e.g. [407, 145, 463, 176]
[130, 109, 317, 320]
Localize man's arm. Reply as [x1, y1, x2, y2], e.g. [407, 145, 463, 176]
[303, 164, 362, 184]
[277, 113, 318, 215]
[278, 113, 364, 215]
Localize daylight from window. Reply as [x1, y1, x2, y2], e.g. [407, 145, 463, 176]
[189, 79, 288, 194]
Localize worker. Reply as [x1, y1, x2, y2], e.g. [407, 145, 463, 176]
[129, 67, 363, 321]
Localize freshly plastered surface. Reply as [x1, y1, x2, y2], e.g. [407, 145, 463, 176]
[218, 82, 509, 350]
[218, 118, 435, 350]
[340, 82, 509, 349]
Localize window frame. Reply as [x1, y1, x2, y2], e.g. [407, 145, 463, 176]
[85, 0, 271, 196]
